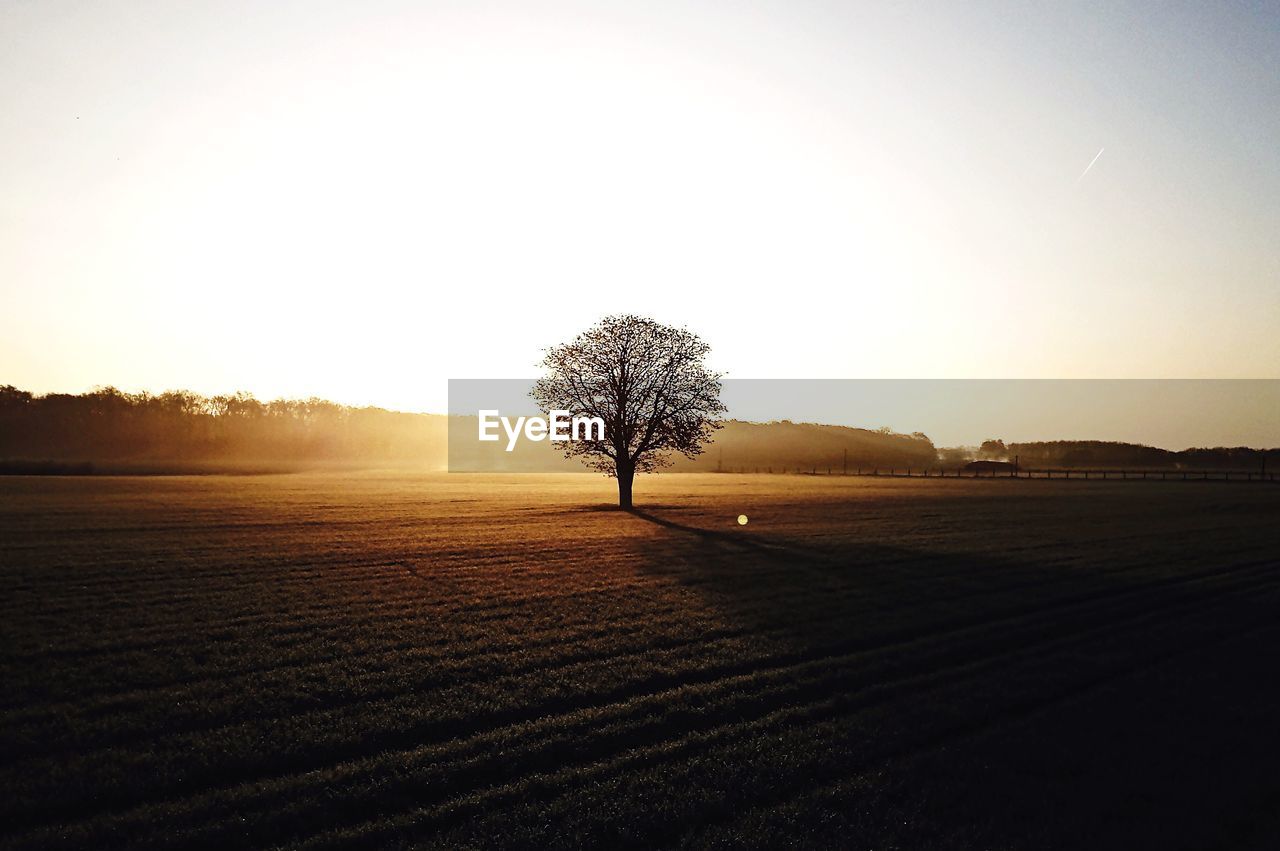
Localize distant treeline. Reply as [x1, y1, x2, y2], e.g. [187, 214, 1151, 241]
[0, 386, 445, 472]
[2, 389, 937, 474]
[669, 420, 938, 473]
[1006, 440, 1277, 471]
[0, 386, 1273, 474]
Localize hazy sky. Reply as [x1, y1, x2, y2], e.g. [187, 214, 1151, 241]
[3, 0, 1278, 416]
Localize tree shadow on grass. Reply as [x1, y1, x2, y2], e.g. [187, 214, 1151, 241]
[611, 504, 1280, 850]
[626, 508, 817, 558]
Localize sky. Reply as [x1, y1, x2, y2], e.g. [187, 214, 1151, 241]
[3, 0, 1278, 426]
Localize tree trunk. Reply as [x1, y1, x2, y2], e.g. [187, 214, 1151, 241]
[617, 462, 635, 509]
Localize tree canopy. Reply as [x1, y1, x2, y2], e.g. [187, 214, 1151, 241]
[531, 315, 726, 507]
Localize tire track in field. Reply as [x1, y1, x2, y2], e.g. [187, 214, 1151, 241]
[289, 573, 1280, 849]
[0, 552, 666, 663]
[5, 542, 1257, 767]
[12, 550, 1280, 762]
[689, 617, 1280, 850]
[4, 537, 1272, 735]
[10, 556, 1277, 847]
[3, 534, 1116, 713]
[8, 525, 1269, 663]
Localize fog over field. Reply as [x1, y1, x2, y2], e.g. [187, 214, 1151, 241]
[3, 473, 1278, 848]
[4, 385, 1276, 476]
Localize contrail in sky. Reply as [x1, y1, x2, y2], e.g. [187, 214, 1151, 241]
[1076, 147, 1105, 183]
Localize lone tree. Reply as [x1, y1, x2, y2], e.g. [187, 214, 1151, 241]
[532, 315, 726, 509]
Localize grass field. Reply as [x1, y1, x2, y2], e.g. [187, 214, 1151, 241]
[2, 472, 1279, 849]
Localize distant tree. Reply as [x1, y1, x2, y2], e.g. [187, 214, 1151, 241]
[978, 438, 1007, 460]
[0, 385, 33, 407]
[532, 315, 726, 508]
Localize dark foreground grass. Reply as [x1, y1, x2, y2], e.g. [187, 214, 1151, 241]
[1, 473, 1278, 849]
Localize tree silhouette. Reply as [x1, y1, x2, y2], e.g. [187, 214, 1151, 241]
[978, 438, 1007, 460]
[532, 315, 726, 508]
